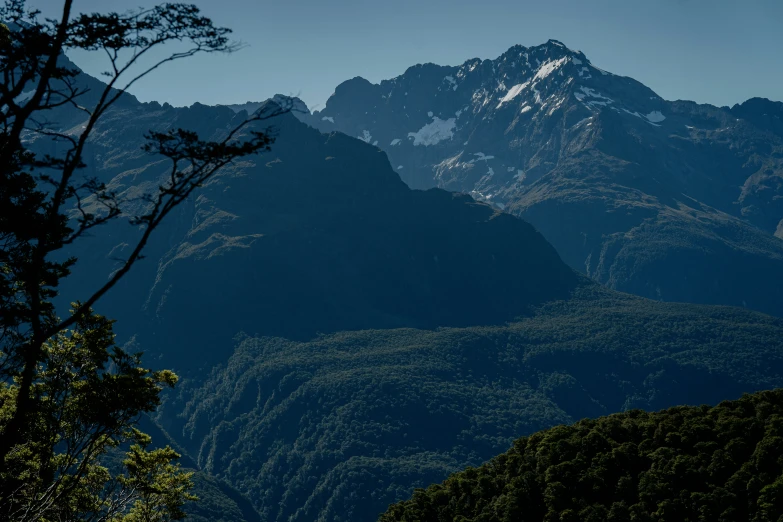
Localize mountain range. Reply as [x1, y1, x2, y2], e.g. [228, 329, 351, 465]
[30, 42, 783, 522]
[301, 39, 783, 318]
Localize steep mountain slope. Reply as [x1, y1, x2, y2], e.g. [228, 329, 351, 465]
[59, 103, 578, 374]
[164, 285, 783, 522]
[302, 40, 783, 317]
[380, 388, 783, 522]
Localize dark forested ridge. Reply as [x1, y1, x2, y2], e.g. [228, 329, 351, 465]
[380, 388, 783, 522]
[159, 285, 783, 522]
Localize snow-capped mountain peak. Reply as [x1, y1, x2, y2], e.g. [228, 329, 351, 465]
[304, 40, 668, 196]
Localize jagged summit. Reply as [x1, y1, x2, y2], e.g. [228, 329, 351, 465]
[310, 38, 663, 137]
[495, 39, 592, 67]
[305, 39, 666, 192]
[392, 39, 593, 89]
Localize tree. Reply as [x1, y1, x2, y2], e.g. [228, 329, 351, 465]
[0, 308, 195, 521]
[0, 0, 288, 518]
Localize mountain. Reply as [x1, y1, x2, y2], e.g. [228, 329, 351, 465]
[379, 388, 783, 522]
[60, 102, 579, 374]
[30, 57, 783, 522]
[301, 40, 783, 317]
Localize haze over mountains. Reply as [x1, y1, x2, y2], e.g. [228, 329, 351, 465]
[30, 39, 783, 522]
[300, 39, 783, 318]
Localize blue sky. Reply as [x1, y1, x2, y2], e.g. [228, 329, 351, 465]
[29, 0, 783, 110]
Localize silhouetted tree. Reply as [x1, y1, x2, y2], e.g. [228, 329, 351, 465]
[0, 0, 289, 518]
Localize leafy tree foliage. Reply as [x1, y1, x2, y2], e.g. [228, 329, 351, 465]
[380, 388, 783, 522]
[0, 308, 195, 520]
[0, 0, 281, 518]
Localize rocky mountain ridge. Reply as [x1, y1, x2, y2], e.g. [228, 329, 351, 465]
[299, 39, 783, 316]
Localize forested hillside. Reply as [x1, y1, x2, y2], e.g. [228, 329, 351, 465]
[160, 285, 783, 522]
[380, 388, 783, 522]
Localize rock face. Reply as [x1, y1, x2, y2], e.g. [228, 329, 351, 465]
[301, 39, 783, 317]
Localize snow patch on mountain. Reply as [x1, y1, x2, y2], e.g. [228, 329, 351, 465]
[471, 152, 494, 162]
[576, 87, 614, 108]
[496, 81, 531, 108]
[534, 57, 569, 81]
[532, 86, 543, 105]
[407, 116, 457, 146]
[620, 108, 665, 126]
[437, 151, 466, 170]
[579, 86, 611, 100]
[547, 100, 565, 116]
[472, 88, 493, 110]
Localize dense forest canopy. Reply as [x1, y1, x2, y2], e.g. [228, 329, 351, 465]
[380, 388, 783, 522]
[162, 285, 783, 522]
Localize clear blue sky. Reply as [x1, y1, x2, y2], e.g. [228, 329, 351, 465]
[29, 0, 783, 110]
